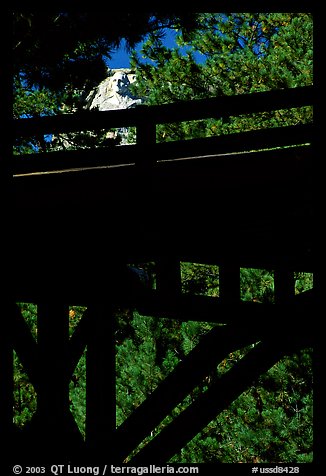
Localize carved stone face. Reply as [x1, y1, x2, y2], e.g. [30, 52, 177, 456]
[110, 71, 130, 94]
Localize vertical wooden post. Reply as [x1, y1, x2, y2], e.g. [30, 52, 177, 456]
[274, 268, 294, 305]
[219, 264, 240, 304]
[86, 303, 115, 460]
[136, 119, 156, 170]
[37, 302, 70, 455]
[135, 118, 156, 235]
[272, 268, 294, 343]
[0, 12, 13, 458]
[156, 257, 181, 297]
[0, 303, 13, 459]
[136, 120, 156, 148]
[312, 269, 320, 305]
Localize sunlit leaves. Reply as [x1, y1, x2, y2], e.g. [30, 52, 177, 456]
[131, 13, 313, 144]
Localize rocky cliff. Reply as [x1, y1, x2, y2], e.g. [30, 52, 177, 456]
[85, 69, 142, 111]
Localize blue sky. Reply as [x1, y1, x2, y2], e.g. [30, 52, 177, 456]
[106, 39, 135, 68]
[106, 29, 205, 69]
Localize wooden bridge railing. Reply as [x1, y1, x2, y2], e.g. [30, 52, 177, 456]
[12, 85, 313, 174]
[5, 86, 316, 464]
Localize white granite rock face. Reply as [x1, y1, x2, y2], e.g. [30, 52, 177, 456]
[85, 69, 142, 111]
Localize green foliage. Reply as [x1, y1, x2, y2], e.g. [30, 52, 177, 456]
[14, 267, 313, 462]
[13, 351, 37, 429]
[14, 13, 313, 152]
[13, 307, 38, 428]
[115, 264, 313, 463]
[69, 349, 87, 439]
[181, 262, 219, 296]
[130, 13, 313, 142]
[181, 320, 217, 356]
[13, 12, 200, 154]
[116, 312, 163, 427]
[13, 304, 38, 428]
[17, 302, 38, 341]
[170, 348, 313, 464]
[13, 13, 200, 92]
[13, 77, 63, 120]
[67, 306, 88, 439]
[294, 272, 313, 295]
[13, 11, 313, 464]
[68, 306, 87, 337]
[240, 268, 275, 303]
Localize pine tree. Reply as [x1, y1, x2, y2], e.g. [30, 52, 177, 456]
[12, 12, 314, 464]
[130, 13, 312, 142]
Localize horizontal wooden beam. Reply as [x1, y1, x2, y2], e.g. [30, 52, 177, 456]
[13, 86, 314, 138]
[12, 124, 313, 175]
[136, 289, 315, 327]
[86, 303, 116, 455]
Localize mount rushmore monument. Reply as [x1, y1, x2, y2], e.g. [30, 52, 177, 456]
[85, 69, 142, 111]
[53, 70, 142, 149]
[81, 69, 143, 145]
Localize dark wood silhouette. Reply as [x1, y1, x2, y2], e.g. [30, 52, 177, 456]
[4, 86, 315, 463]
